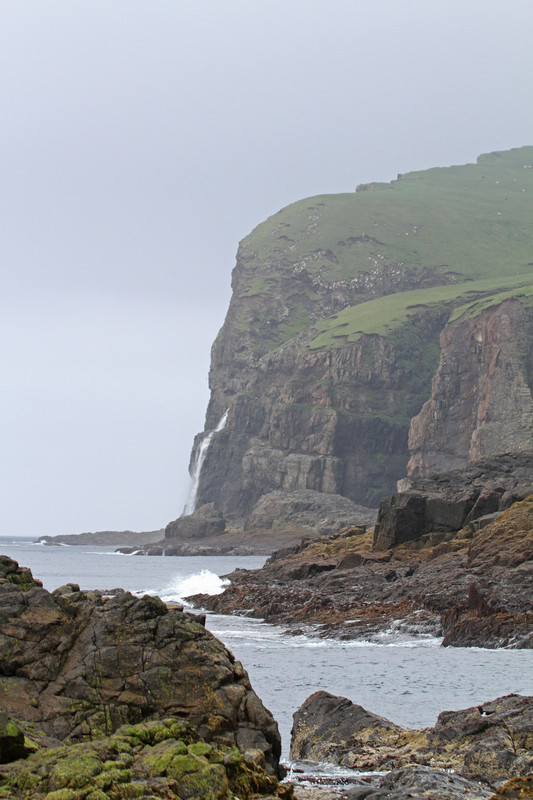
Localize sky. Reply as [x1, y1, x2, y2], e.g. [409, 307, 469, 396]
[2, 0, 533, 537]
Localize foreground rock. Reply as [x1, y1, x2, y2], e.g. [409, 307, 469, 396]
[291, 691, 533, 787]
[0, 717, 293, 800]
[189, 486, 533, 648]
[0, 556, 281, 776]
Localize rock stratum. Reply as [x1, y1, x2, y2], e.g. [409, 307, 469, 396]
[190, 454, 533, 649]
[184, 146, 533, 533]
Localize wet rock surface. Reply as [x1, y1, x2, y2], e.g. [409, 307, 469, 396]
[291, 691, 533, 787]
[0, 555, 281, 775]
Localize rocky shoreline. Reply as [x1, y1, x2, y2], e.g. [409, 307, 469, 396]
[1, 551, 532, 798]
[289, 691, 533, 800]
[188, 455, 533, 649]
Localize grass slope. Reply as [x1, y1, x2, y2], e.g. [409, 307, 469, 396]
[238, 147, 533, 350]
[242, 146, 533, 283]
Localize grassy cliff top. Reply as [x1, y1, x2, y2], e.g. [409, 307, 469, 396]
[235, 147, 533, 352]
[241, 146, 533, 285]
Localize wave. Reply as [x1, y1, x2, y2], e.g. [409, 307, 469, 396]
[137, 570, 230, 606]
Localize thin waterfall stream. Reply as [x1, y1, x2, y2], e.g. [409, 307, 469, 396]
[183, 410, 229, 516]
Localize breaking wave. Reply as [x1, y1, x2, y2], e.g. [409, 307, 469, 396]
[155, 570, 230, 605]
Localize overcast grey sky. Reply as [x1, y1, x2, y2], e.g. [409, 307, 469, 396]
[2, 0, 532, 537]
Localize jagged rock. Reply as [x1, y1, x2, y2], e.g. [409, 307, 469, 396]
[290, 692, 533, 785]
[0, 556, 281, 775]
[373, 451, 533, 550]
[189, 492, 533, 648]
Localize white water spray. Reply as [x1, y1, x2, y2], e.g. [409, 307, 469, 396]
[183, 410, 229, 516]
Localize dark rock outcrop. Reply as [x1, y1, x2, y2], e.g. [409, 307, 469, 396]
[165, 503, 227, 540]
[343, 766, 494, 799]
[373, 451, 533, 550]
[290, 691, 533, 786]
[37, 529, 164, 547]
[0, 714, 28, 765]
[0, 556, 281, 775]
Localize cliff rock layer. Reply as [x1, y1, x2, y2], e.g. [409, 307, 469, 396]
[408, 299, 533, 477]
[188, 147, 533, 527]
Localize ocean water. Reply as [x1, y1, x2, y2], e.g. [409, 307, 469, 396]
[1, 536, 532, 766]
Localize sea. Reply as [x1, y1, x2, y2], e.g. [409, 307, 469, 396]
[2, 536, 532, 783]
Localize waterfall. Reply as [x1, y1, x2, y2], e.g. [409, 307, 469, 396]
[182, 409, 229, 516]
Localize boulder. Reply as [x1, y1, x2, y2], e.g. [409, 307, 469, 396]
[290, 691, 400, 766]
[0, 556, 281, 775]
[290, 692, 533, 784]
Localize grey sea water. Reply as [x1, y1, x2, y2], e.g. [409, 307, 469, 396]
[1, 536, 532, 766]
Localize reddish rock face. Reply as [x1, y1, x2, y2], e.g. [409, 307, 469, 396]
[408, 300, 533, 479]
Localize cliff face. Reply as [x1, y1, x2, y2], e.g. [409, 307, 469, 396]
[407, 299, 533, 478]
[187, 147, 533, 527]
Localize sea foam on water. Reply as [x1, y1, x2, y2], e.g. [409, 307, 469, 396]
[157, 569, 230, 605]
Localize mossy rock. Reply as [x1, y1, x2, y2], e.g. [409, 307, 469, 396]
[44, 790, 83, 800]
[176, 762, 228, 800]
[47, 750, 103, 791]
[0, 717, 285, 800]
[0, 713, 27, 764]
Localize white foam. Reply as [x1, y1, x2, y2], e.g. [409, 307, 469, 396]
[150, 570, 230, 605]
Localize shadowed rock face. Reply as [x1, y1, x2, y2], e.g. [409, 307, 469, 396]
[195, 305, 444, 522]
[0, 556, 281, 775]
[290, 691, 533, 787]
[374, 451, 533, 550]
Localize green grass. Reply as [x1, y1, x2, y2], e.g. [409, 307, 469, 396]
[240, 146, 533, 287]
[308, 273, 533, 350]
[449, 283, 533, 323]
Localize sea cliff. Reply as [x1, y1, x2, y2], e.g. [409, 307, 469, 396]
[181, 147, 533, 537]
